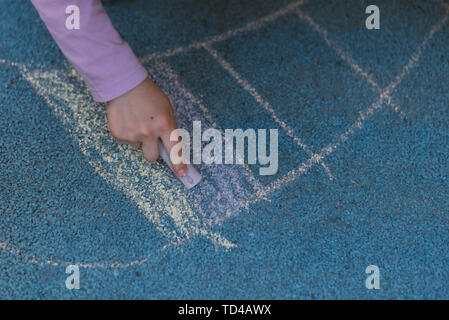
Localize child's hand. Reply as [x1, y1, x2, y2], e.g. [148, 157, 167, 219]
[106, 77, 188, 177]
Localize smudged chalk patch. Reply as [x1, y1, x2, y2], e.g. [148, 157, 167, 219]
[147, 61, 265, 224]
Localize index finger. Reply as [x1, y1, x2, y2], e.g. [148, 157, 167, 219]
[159, 124, 188, 178]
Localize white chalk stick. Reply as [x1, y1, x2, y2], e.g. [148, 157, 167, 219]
[157, 140, 202, 189]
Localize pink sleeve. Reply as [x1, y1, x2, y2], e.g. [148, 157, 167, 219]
[31, 0, 148, 102]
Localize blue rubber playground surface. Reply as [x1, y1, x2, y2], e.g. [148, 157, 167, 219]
[1, 0, 448, 299]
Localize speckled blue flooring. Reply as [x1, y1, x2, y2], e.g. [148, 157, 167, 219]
[0, 0, 448, 299]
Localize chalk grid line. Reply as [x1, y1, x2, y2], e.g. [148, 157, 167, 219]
[140, 0, 305, 63]
[293, 7, 407, 118]
[201, 43, 334, 181]
[143, 0, 334, 182]
[252, 1, 449, 202]
[144, 0, 449, 206]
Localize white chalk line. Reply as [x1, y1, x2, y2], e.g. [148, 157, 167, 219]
[0, 240, 156, 269]
[202, 43, 334, 182]
[293, 7, 408, 118]
[245, 4, 449, 204]
[140, 0, 304, 63]
[0, 58, 235, 269]
[294, 8, 381, 93]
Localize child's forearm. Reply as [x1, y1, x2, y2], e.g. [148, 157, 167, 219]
[31, 0, 148, 102]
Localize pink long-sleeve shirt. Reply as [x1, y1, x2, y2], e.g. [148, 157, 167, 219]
[31, 0, 148, 102]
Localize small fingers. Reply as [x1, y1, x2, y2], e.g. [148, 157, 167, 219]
[129, 142, 142, 149]
[141, 138, 159, 163]
[160, 130, 188, 178]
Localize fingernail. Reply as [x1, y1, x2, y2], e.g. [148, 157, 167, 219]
[176, 167, 187, 178]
